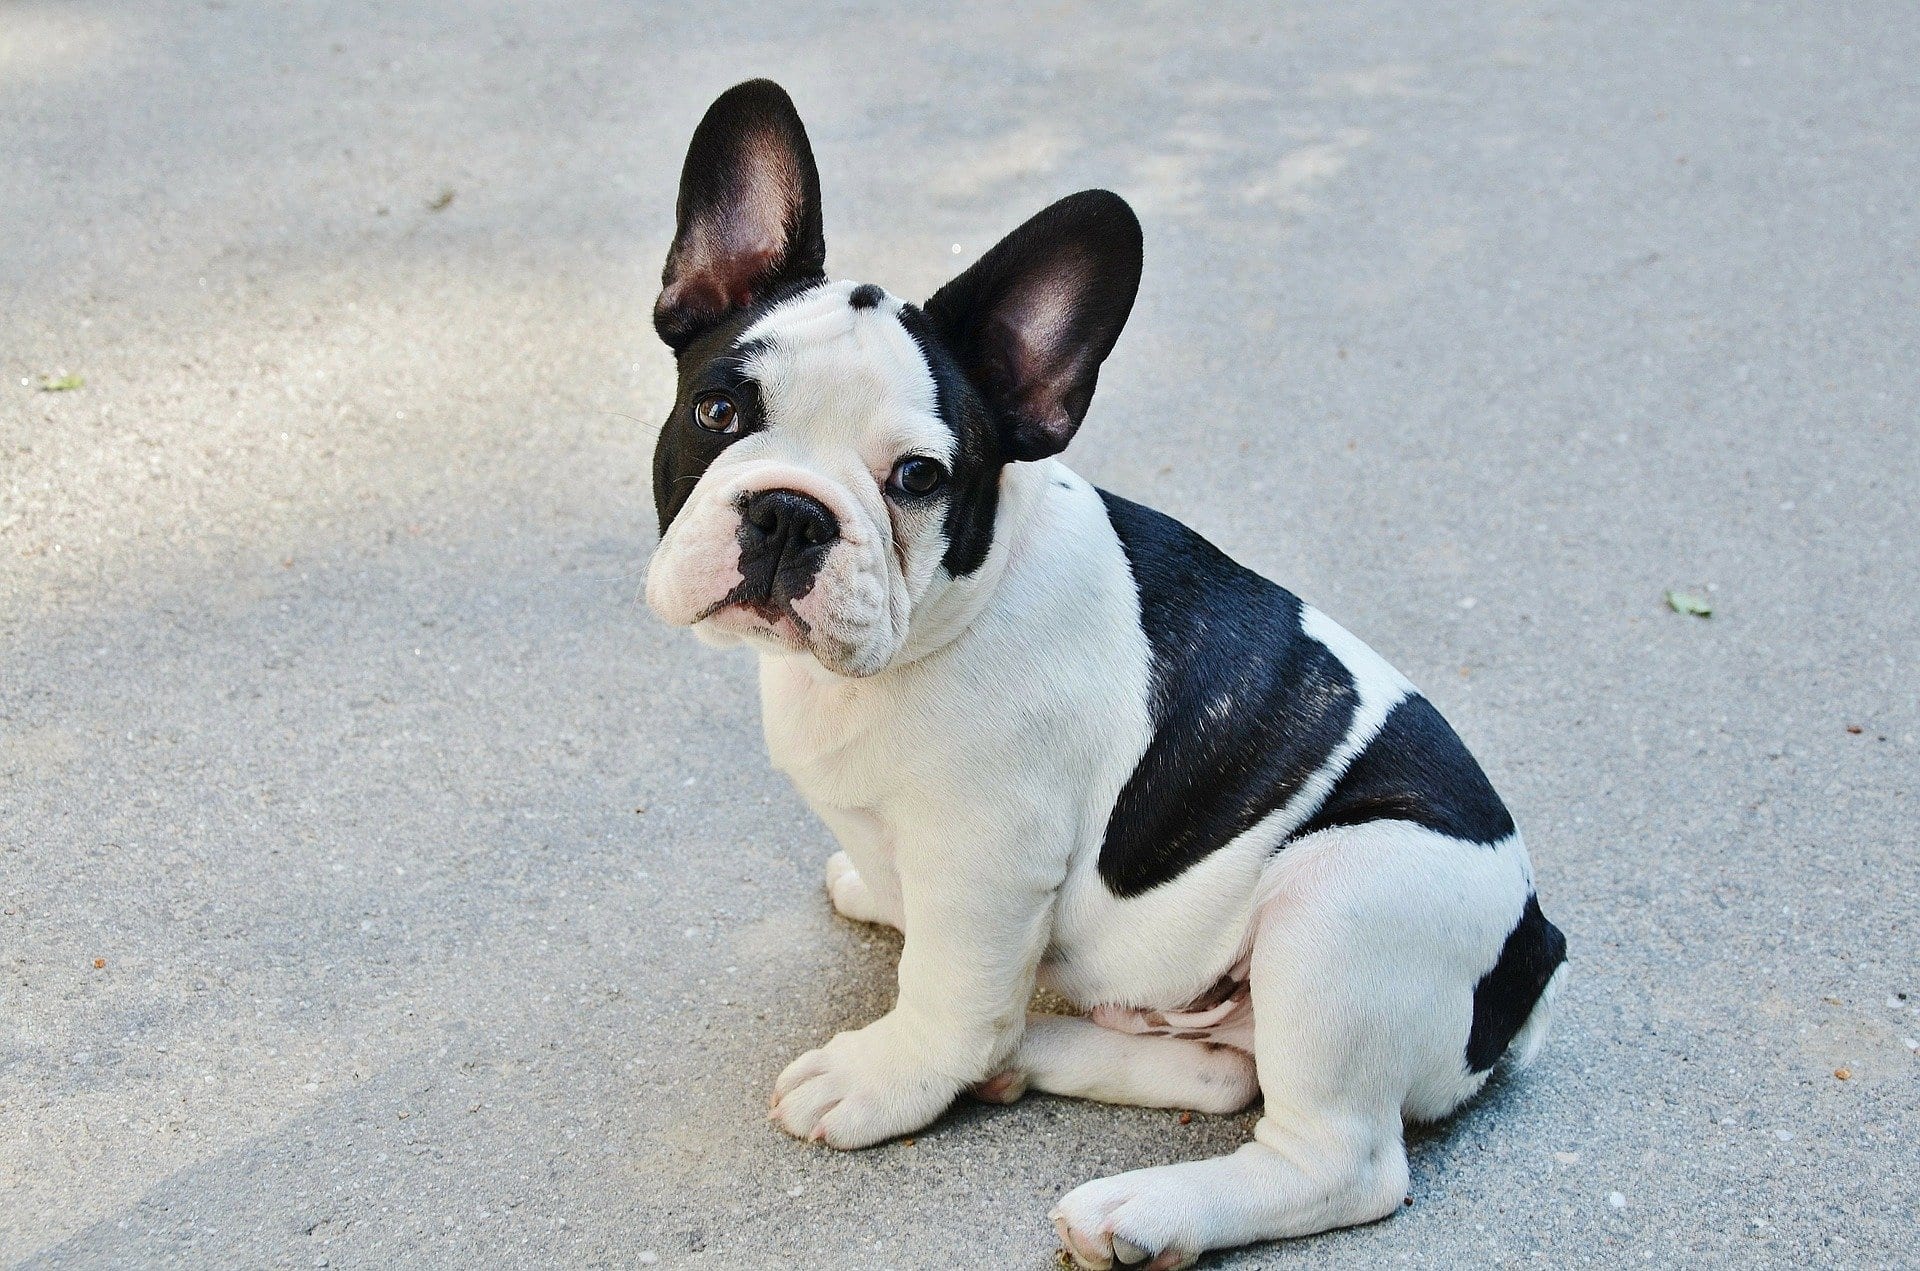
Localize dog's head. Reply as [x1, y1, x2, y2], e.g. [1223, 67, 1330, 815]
[645, 80, 1142, 677]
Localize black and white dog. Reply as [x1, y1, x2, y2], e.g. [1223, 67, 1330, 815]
[645, 80, 1567, 1269]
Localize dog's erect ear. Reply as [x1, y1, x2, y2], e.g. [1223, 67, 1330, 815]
[654, 80, 826, 351]
[923, 190, 1142, 461]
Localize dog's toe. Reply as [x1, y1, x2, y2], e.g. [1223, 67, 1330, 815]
[1051, 1211, 1113, 1270]
[1052, 1221, 1185, 1271]
[769, 1018, 958, 1149]
[824, 850, 861, 905]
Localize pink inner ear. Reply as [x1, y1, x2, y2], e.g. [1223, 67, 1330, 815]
[657, 273, 726, 326]
[1000, 259, 1084, 362]
[667, 129, 803, 316]
[993, 256, 1093, 423]
[661, 244, 780, 319]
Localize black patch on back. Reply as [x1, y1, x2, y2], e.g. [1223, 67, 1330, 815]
[1289, 695, 1516, 846]
[895, 302, 1005, 577]
[847, 282, 884, 309]
[1097, 491, 1359, 897]
[1465, 894, 1566, 1072]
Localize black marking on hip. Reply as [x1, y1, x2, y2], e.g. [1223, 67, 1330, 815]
[1465, 893, 1566, 1073]
[1096, 491, 1359, 898]
[1288, 694, 1515, 846]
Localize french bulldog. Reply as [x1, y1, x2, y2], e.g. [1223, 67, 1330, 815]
[644, 79, 1567, 1269]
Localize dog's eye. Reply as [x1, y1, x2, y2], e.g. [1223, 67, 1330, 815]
[889, 456, 948, 497]
[692, 392, 738, 434]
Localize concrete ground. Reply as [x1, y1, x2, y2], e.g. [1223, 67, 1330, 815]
[3, 1, 1915, 1266]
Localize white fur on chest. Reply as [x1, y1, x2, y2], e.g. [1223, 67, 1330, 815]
[758, 465, 1152, 917]
[755, 462, 1315, 1015]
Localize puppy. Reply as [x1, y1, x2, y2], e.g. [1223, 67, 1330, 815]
[645, 80, 1567, 1268]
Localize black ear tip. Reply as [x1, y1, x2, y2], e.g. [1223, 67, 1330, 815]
[1069, 187, 1138, 221]
[1057, 189, 1143, 261]
[706, 78, 802, 123]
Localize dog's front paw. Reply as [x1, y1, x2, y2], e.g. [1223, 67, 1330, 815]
[770, 1017, 958, 1148]
[1051, 1167, 1203, 1270]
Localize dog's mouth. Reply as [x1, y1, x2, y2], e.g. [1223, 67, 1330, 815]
[696, 588, 814, 648]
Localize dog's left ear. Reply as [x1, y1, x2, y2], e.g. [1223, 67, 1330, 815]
[924, 190, 1142, 461]
[654, 79, 826, 351]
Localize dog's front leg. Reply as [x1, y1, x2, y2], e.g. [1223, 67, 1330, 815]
[770, 809, 1060, 1148]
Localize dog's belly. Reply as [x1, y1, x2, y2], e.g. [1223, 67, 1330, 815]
[1040, 823, 1279, 1021]
[1087, 954, 1256, 1052]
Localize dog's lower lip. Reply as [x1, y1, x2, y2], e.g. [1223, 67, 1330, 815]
[693, 595, 770, 624]
[697, 595, 808, 642]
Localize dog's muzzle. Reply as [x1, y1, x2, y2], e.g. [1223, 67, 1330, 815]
[700, 488, 841, 622]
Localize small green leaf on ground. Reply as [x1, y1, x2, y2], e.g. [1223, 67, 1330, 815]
[425, 187, 456, 212]
[40, 374, 83, 392]
[1665, 590, 1712, 618]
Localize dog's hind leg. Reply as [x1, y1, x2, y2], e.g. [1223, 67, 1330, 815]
[971, 1013, 1257, 1114]
[1051, 822, 1543, 1269]
[1047, 951, 1410, 1271]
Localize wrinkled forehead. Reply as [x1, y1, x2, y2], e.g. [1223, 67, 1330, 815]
[736, 281, 950, 461]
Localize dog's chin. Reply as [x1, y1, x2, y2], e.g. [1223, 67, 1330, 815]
[694, 602, 895, 678]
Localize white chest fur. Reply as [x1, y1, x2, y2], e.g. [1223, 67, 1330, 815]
[754, 463, 1274, 1014]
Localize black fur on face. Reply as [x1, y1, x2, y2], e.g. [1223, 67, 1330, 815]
[894, 301, 1005, 577]
[653, 308, 763, 534]
[656, 289, 845, 535]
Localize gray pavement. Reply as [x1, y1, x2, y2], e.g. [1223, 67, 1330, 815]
[3, 2, 1916, 1266]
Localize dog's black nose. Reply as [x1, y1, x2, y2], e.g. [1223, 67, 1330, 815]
[740, 489, 840, 578]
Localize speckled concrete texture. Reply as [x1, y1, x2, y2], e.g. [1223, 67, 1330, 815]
[3, 2, 1915, 1266]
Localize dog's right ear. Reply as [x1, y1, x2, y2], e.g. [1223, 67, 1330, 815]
[654, 80, 826, 352]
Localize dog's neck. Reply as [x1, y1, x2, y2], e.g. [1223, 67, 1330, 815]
[758, 458, 1058, 684]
